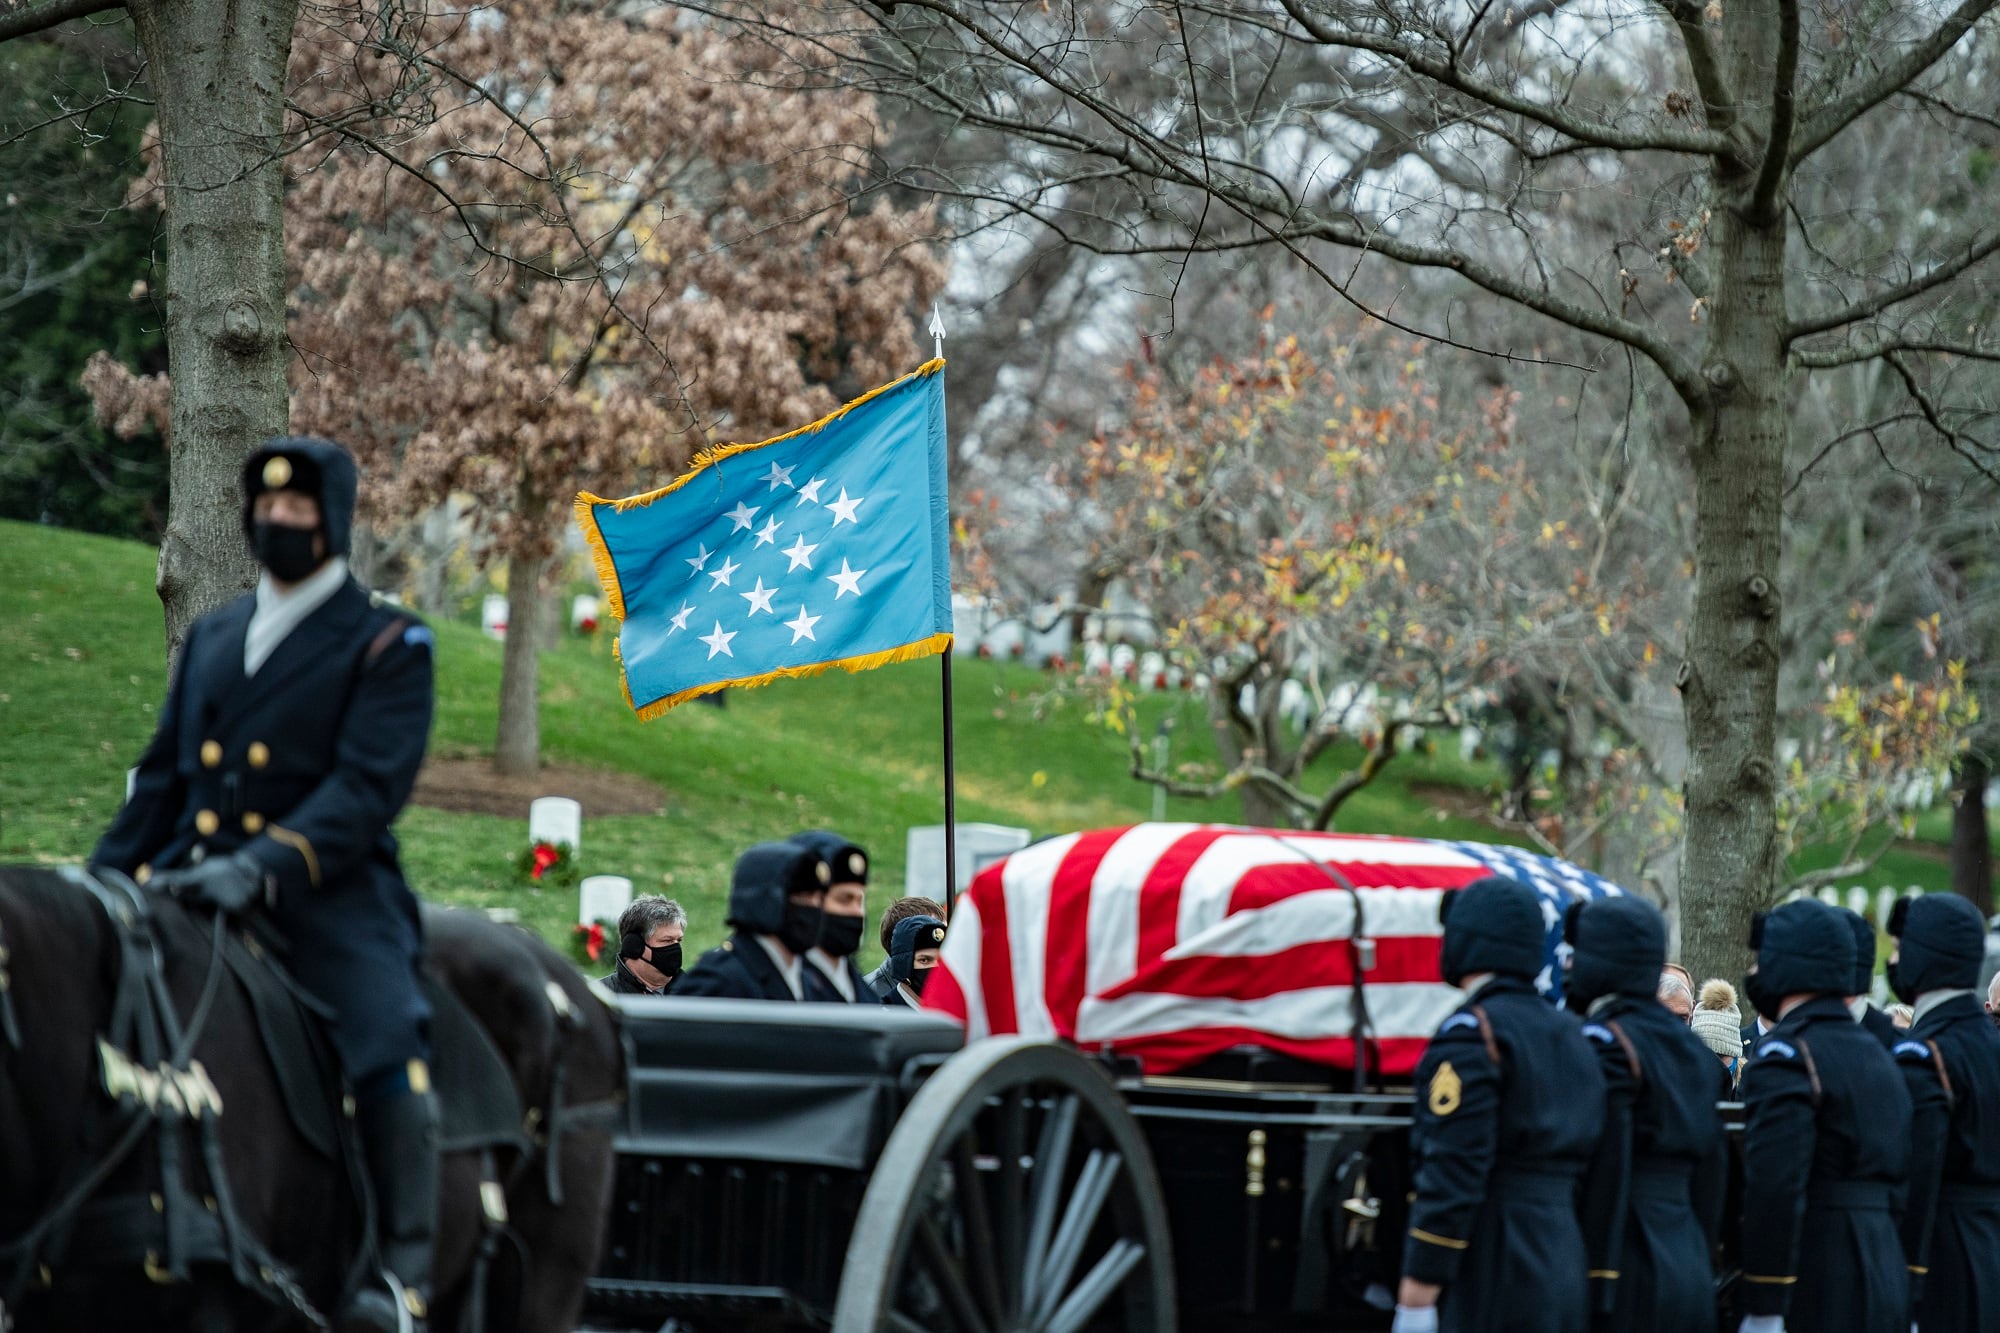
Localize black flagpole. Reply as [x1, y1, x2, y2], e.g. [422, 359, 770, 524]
[942, 650, 959, 913]
[931, 306, 959, 914]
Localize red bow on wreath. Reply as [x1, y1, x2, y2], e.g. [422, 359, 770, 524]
[530, 841, 562, 881]
[574, 921, 606, 962]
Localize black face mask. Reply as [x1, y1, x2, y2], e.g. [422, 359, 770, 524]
[778, 901, 824, 955]
[818, 912, 864, 958]
[1743, 969, 1783, 1025]
[1885, 958, 1915, 1006]
[645, 942, 682, 981]
[252, 521, 323, 582]
[905, 966, 932, 998]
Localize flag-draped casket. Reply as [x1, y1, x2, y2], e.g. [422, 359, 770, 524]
[923, 823, 1626, 1077]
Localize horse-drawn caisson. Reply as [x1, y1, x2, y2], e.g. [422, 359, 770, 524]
[581, 823, 1635, 1333]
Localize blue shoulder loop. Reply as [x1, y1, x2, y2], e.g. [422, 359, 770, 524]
[1894, 1039, 1932, 1062]
[1581, 1023, 1616, 1045]
[1757, 1038, 1798, 1060]
[403, 625, 436, 651]
[1439, 1013, 1480, 1035]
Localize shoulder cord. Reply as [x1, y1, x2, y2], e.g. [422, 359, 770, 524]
[1605, 1019, 1645, 1089]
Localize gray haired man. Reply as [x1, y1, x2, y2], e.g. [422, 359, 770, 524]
[601, 896, 686, 995]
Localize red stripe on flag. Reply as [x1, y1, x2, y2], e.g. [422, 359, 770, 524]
[1136, 826, 1231, 967]
[1225, 860, 1490, 911]
[922, 955, 968, 1024]
[970, 863, 1019, 1036]
[1043, 827, 1126, 1041]
[1096, 935, 1444, 1003]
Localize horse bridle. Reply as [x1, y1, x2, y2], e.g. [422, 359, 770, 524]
[0, 869, 322, 1327]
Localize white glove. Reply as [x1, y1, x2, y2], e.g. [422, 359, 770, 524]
[1738, 1317, 1784, 1333]
[1393, 1306, 1441, 1333]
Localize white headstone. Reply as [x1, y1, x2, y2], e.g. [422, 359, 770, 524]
[579, 875, 633, 927]
[529, 796, 582, 852]
[571, 594, 601, 633]
[482, 594, 509, 640]
[1846, 886, 1872, 917]
[906, 822, 1032, 901]
[126, 766, 138, 802]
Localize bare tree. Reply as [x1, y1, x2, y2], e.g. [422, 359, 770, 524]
[702, 0, 2000, 979]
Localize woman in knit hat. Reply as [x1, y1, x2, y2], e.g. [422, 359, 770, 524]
[1689, 978, 1745, 1095]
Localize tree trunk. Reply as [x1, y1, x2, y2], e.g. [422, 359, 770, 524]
[1953, 750, 1994, 917]
[494, 550, 544, 778]
[1675, 195, 1790, 985]
[126, 0, 299, 664]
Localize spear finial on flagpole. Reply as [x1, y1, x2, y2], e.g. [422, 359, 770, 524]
[929, 301, 946, 361]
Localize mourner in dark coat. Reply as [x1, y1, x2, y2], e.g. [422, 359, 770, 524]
[1892, 892, 2000, 1333]
[1566, 896, 1725, 1333]
[1392, 877, 1607, 1333]
[880, 914, 946, 1009]
[675, 842, 830, 1002]
[599, 895, 685, 996]
[1737, 898, 1930, 1333]
[93, 437, 438, 1333]
[792, 830, 872, 1003]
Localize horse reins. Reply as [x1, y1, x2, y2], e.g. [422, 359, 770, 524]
[1, 869, 323, 1327]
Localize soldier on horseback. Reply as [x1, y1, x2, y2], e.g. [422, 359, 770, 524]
[92, 436, 439, 1333]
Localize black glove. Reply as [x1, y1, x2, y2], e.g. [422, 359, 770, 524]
[154, 850, 270, 914]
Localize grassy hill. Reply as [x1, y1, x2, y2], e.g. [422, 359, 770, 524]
[1, 520, 1976, 966]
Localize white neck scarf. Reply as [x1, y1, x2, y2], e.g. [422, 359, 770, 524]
[245, 558, 348, 676]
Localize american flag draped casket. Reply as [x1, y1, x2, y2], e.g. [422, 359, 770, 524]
[922, 823, 1627, 1077]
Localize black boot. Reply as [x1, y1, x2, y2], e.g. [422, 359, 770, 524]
[339, 1081, 440, 1333]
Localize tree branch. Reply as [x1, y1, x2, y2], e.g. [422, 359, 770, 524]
[1884, 350, 2000, 484]
[1792, 334, 2000, 369]
[1748, 0, 1799, 224]
[1311, 717, 1425, 830]
[1653, 0, 1738, 136]
[1789, 0, 2000, 164]
[0, 0, 120, 43]
[1787, 231, 2000, 341]
[1272, 0, 1736, 157]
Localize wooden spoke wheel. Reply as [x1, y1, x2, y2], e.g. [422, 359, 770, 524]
[833, 1038, 1177, 1333]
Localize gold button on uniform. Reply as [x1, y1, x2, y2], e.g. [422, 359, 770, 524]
[262, 456, 292, 488]
[195, 809, 220, 837]
[200, 740, 222, 769]
[247, 742, 270, 769]
[242, 812, 265, 834]
[135, 864, 153, 885]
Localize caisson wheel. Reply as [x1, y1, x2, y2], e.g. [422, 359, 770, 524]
[833, 1037, 1176, 1333]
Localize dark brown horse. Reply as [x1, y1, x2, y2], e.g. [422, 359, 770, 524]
[0, 866, 623, 1333]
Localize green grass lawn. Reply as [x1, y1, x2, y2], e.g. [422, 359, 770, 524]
[2, 520, 1981, 969]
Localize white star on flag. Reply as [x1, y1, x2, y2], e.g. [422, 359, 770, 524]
[782, 535, 818, 572]
[754, 516, 783, 547]
[707, 556, 740, 589]
[795, 477, 827, 507]
[762, 461, 795, 491]
[828, 558, 867, 599]
[827, 487, 864, 527]
[686, 543, 711, 574]
[740, 577, 778, 616]
[726, 500, 760, 532]
[785, 606, 821, 644]
[668, 602, 695, 633]
[699, 622, 737, 659]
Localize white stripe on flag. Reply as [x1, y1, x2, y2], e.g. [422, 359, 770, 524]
[1002, 834, 1077, 1039]
[939, 894, 989, 1040]
[1075, 979, 1463, 1045]
[1164, 887, 1448, 961]
[1088, 823, 1202, 997]
[1175, 832, 1482, 941]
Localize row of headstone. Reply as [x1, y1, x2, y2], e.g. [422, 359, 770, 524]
[1792, 882, 1926, 928]
[481, 594, 603, 641]
[528, 795, 635, 926]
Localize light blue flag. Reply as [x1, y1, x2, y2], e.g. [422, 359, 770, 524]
[577, 361, 953, 717]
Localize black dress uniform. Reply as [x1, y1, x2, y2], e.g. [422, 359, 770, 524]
[791, 831, 873, 1003]
[1399, 877, 1606, 1333]
[1738, 899, 1921, 1333]
[674, 841, 830, 1001]
[878, 915, 946, 1009]
[1566, 896, 1724, 1333]
[1843, 908, 1904, 1046]
[93, 437, 438, 1332]
[1892, 893, 2000, 1333]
